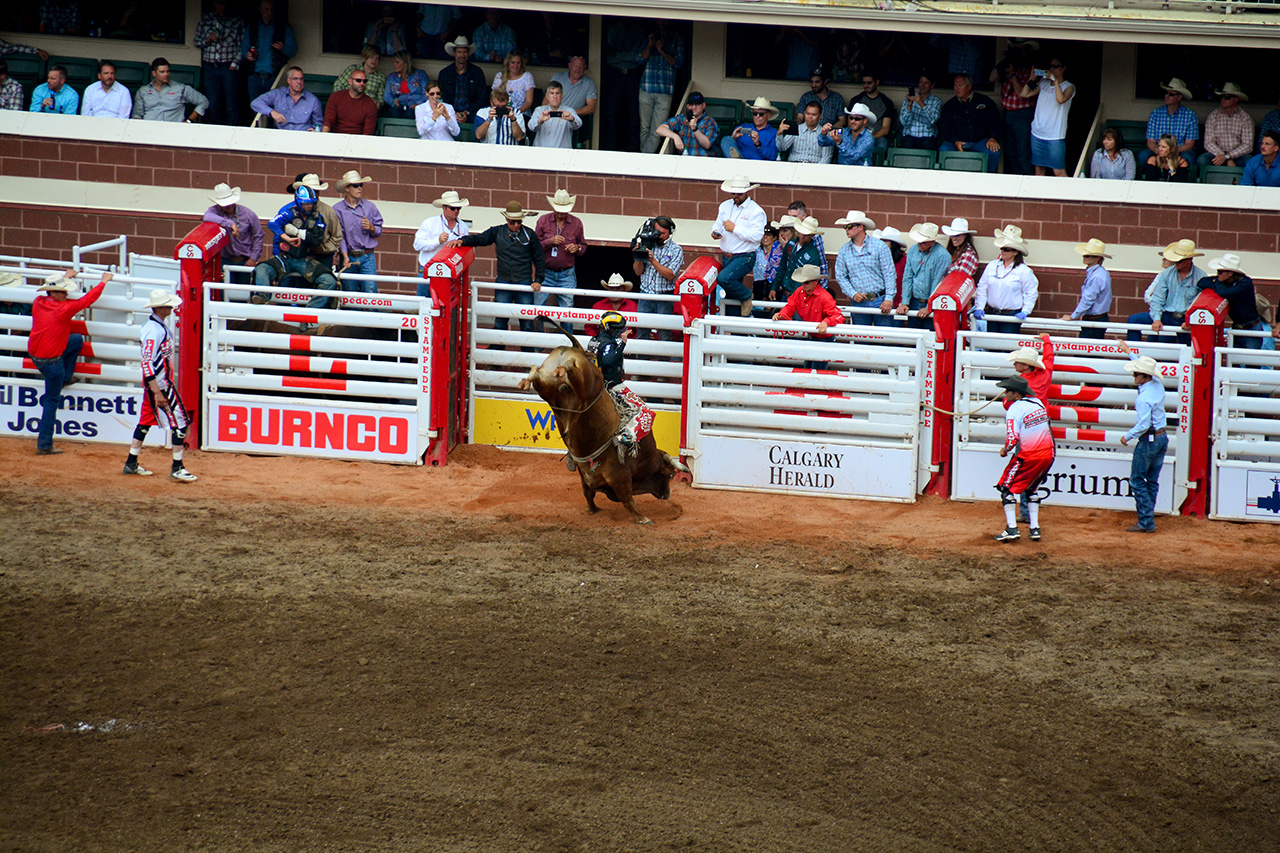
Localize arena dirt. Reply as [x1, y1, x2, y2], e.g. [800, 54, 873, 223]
[3, 437, 1280, 851]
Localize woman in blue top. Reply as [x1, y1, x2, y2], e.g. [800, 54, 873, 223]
[1090, 127, 1136, 180]
[384, 51, 429, 119]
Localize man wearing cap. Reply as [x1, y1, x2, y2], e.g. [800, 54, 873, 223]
[1004, 333, 1055, 524]
[438, 36, 488, 123]
[632, 216, 682, 342]
[530, 82, 583, 149]
[899, 72, 942, 150]
[797, 69, 846, 129]
[849, 70, 896, 151]
[772, 217, 824, 302]
[899, 222, 950, 329]
[535, 189, 588, 318]
[80, 60, 132, 119]
[1241, 130, 1280, 188]
[712, 176, 767, 316]
[548, 55, 598, 123]
[1139, 239, 1206, 343]
[124, 290, 197, 482]
[255, 185, 339, 314]
[777, 103, 833, 165]
[202, 183, 264, 283]
[132, 58, 209, 123]
[1146, 78, 1199, 156]
[992, 374, 1055, 543]
[1199, 254, 1265, 349]
[414, 191, 470, 291]
[322, 67, 378, 135]
[249, 65, 321, 131]
[834, 210, 895, 326]
[723, 97, 780, 160]
[773, 264, 843, 369]
[638, 20, 684, 155]
[27, 270, 110, 455]
[450, 201, 545, 335]
[333, 171, 383, 291]
[818, 103, 875, 166]
[1199, 83, 1253, 168]
[1059, 239, 1112, 339]
[1117, 346, 1168, 533]
[938, 73, 1002, 173]
[655, 92, 718, 155]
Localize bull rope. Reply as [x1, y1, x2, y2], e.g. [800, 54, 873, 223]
[550, 384, 613, 466]
[928, 392, 1005, 418]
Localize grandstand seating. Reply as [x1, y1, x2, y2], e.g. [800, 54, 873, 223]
[886, 147, 937, 170]
[938, 151, 987, 172]
[1199, 165, 1244, 185]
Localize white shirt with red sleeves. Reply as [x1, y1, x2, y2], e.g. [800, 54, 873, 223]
[139, 314, 175, 386]
[1005, 396, 1055, 459]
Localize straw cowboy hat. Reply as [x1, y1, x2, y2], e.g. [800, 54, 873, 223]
[743, 96, 779, 118]
[289, 173, 328, 192]
[148, 290, 181, 309]
[845, 102, 876, 122]
[444, 35, 472, 55]
[208, 182, 241, 206]
[1163, 238, 1204, 262]
[38, 272, 75, 292]
[720, 175, 760, 193]
[335, 170, 372, 190]
[1074, 238, 1113, 259]
[600, 273, 633, 291]
[500, 200, 532, 220]
[432, 190, 470, 208]
[993, 224, 1031, 257]
[1255, 293, 1274, 327]
[1124, 355, 1160, 377]
[941, 217, 976, 236]
[792, 215, 820, 236]
[791, 264, 826, 284]
[1006, 347, 1045, 370]
[771, 214, 797, 230]
[546, 189, 577, 213]
[1208, 253, 1247, 276]
[908, 222, 941, 243]
[996, 375, 1032, 396]
[872, 226, 908, 247]
[1161, 77, 1193, 99]
[835, 210, 875, 228]
[1214, 82, 1249, 102]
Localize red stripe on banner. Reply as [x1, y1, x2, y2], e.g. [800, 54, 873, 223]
[288, 335, 312, 351]
[289, 355, 311, 372]
[282, 375, 347, 391]
[21, 359, 102, 375]
[1047, 405, 1101, 423]
[283, 313, 318, 324]
[1076, 428, 1108, 442]
[332, 360, 347, 375]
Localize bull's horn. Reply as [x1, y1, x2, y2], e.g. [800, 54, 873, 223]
[537, 314, 582, 349]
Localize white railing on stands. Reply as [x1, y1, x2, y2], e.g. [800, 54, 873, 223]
[1210, 344, 1280, 523]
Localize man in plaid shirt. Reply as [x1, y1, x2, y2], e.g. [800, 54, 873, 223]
[1145, 78, 1199, 156]
[0, 61, 25, 112]
[655, 91, 718, 155]
[899, 72, 942, 150]
[639, 20, 684, 154]
[992, 39, 1038, 175]
[0, 37, 48, 60]
[834, 210, 896, 326]
[195, 0, 246, 125]
[1199, 83, 1253, 168]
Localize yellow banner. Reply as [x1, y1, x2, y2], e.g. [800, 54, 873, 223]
[471, 397, 682, 456]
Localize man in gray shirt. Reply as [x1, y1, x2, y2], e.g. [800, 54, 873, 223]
[132, 57, 209, 122]
[777, 102, 834, 164]
[530, 82, 582, 149]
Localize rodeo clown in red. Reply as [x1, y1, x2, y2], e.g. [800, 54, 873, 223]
[122, 290, 198, 482]
[992, 374, 1055, 543]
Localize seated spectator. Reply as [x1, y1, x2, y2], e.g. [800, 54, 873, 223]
[322, 67, 377, 134]
[1090, 126, 1136, 181]
[818, 103, 875, 166]
[530, 81, 582, 149]
[81, 60, 132, 119]
[850, 70, 895, 149]
[1199, 83, 1253, 168]
[777, 102, 833, 165]
[1145, 78, 1198, 156]
[548, 55, 598, 121]
[722, 97, 780, 160]
[415, 4, 461, 60]
[1023, 58, 1075, 177]
[492, 50, 534, 116]
[0, 60, 24, 112]
[474, 87, 525, 144]
[899, 72, 942, 150]
[655, 91, 718, 155]
[939, 73, 1002, 173]
[384, 51, 428, 119]
[365, 4, 407, 57]
[249, 65, 320, 130]
[1143, 134, 1189, 182]
[797, 68, 845, 128]
[1262, 94, 1280, 144]
[438, 36, 487, 123]
[1200, 254, 1265, 349]
[415, 81, 460, 140]
[1242, 130, 1280, 188]
[472, 9, 516, 64]
[0, 36, 49, 61]
[585, 273, 638, 337]
[333, 47, 386, 106]
[133, 58, 208, 122]
[29, 65, 78, 115]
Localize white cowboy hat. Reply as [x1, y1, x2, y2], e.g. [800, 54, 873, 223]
[1074, 238, 1113, 259]
[148, 290, 182, 309]
[499, 200, 532, 220]
[546, 189, 577, 213]
[993, 224, 1031, 257]
[1006, 347, 1045, 370]
[444, 35, 472, 55]
[835, 210, 875, 228]
[208, 182, 241, 206]
[1124, 355, 1160, 377]
[792, 215, 820, 236]
[1214, 82, 1248, 102]
[600, 273, 633, 290]
[743, 96, 779, 119]
[1161, 77, 1193, 100]
[1163, 238, 1204, 262]
[941, 217, 976, 236]
[845, 103, 876, 122]
[772, 214, 797, 230]
[335, 170, 372, 189]
[432, 190, 470, 208]
[871, 226, 908, 247]
[290, 173, 329, 191]
[720, 175, 760, 194]
[908, 222, 941, 243]
[38, 272, 75, 292]
[1208, 253, 1247, 276]
[791, 264, 826, 284]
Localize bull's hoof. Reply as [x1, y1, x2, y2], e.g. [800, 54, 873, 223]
[634, 515, 653, 525]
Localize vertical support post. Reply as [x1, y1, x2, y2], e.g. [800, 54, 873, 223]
[173, 223, 229, 447]
[423, 246, 475, 466]
[923, 271, 976, 498]
[676, 256, 720, 470]
[1182, 290, 1229, 517]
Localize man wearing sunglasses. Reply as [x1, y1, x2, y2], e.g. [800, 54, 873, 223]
[333, 171, 383, 294]
[414, 190, 471, 296]
[722, 97, 780, 160]
[322, 69, 378, 135]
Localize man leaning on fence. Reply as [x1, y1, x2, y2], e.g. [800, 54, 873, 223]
[713, 176, 766, 317]
[835, 210, 895, 326]
[1126, 239, 1205, 343]
[449, 201, 545, 336]
[202, 183, 263, 284]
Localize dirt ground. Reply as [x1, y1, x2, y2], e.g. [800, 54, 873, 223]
[3, 436, 1280, 852]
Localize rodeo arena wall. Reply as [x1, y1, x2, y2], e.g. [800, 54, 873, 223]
[2, 113, 1280, 525]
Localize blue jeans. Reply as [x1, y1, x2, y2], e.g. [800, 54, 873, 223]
[986, 318, 1022, 336]
[940, 140, 1001, 173]
[906, 296, 931, 330]
[33, 333, 82, 451]
[1003, 107, 1034, 175]
[1125, 311, 1189, 344]
[1130, 433, 1168, 531]
[537, 267, 578, 331]
[850, 295, 892, 326]
[248, 72, 274, 111]
[1236, 321, 1266, 349]
[718, 253, 755, 315]
[254, 257, 339, 310]
[342, 252, 378, 292]
[638, 296, 677, 342]
[202, 63, 240, 126]
[494, 284, 536, 333]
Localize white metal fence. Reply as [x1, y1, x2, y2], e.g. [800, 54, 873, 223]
[1211, 345, 1280, 523]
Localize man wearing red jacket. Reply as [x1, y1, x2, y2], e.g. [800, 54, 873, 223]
[27, 270, 109, 455]
[773, 264, 842, 369]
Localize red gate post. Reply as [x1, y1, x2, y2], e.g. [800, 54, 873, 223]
[422, 246, 475, 466]
[923, 271, 977, 498]
[174, 223, 229, 446]
[1181, 289, 1229, 516]
[676, 256, 720, 471]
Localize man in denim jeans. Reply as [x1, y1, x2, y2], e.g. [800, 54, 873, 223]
[1118, 350, 1168, 533]
[712, 175, 766, 317]
[632, 216, 683, 342]
[332, 170, 383, 303]
[534, 189, 588, 329]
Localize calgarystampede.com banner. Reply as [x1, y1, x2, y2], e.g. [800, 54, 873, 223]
[517, 307, 640, 323]
[1018, 339, 1135, 356]
[273, 293, 397, 309]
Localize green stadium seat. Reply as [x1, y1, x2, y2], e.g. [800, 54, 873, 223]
[47, 55, 98, 89]
[3, 54, 45, 90]
[773, 101, 795, 124]
[111, 60, 150, 91]
[169, 64, 201, 90]
[703, 97, 742, 134]
[456, 121, 474, 143]
[938, 151, 987, 172]
[377, 117, 419, 138]
[886, 147, 937, 170]
[1200, 165, 1244, 185]
[1105, 120, 1150, 149]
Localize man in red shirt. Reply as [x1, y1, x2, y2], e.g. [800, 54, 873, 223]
[27, 270, 110, 454]
[321, 69, 378, 135]
[772, 264, 842, 369]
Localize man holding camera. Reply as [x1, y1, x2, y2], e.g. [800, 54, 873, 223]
[631, 216, 683, 342]
[475, 88, 525, 145]
[777, 103, 833, 165]
[530, 82, 582, 149]
[655, 91, 718, 155]
[713, 176, 767, 316]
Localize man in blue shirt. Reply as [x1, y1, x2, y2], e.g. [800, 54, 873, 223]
[834, 209, 896, 326]
[1145, 78, 1198, 157]
[1118, 350, 1168, 534]
[253, 186, 339, 319]
[722, 97, 780, 160]
[1241, 130, 1280, 188]
[250, 66, 323, 131]
[1126, 239, 1206, 343]
[818, 103, 875, 166]
[899, 222, 951, 329]
[1059, 238, 1113, 339]
[29, 66, 78, 114]
[471, 9, 516, 63]
[638, 20, 684, 154]
[241, 0, 298, 106]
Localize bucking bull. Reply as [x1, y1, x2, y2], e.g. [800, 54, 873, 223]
[518, 319, 688, 525]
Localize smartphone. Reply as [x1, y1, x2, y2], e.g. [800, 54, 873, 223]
[548, 110, 562, 118]
[907, 86, 916, 97]
[1033, 68, 1046, 78]
[493, 105, 509, 117]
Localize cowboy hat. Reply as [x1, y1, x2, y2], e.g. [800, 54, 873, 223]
[1124, 355, 1160, 377]
[600, 273, 633, 290]
[1007, 38, 1039, 51]
[835, 210, 875, 228]
[546, 188, 576, 213]
[444, 35, 472, 55]
[845, 103, 876, 122]
[1005, 347, 1045, 370]
[996, 375, 1032, 395]
[771, 214, 797, 230]
[993, 224, 1031, 257]
[743, 96, 779, 118]
[148, 290, 182, 309]
[1163, 238, 1204, 262]
[791, 264, 826, 284]
[1074, 238, 1113, 259]
[432, 190, 470, 208]
[720, 175, 760, 194]
[289, 173, 329, 192]
[335, 170, 372, 190]
[872, 226, 908, 247]
[908, 222, 941, 243]
[941, 217, 976, 236]
[209, 182, 240, 206]
[38, 272, 75, 292]
[1214, 82, 1248, 102]
[1161, 77, 1193, 99]
[1208, 253, 1247, 276]
[792, 215, 820, 236]
[500, 200, 532, 220]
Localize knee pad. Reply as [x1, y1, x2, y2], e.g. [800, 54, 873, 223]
[172, 429, 188, 448]
[133, 425, 151, 442]
[999, 487, 1018, 505]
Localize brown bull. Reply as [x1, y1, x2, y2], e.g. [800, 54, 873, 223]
[518, 324, 686, 525]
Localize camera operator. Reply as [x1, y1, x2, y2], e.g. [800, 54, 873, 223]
[655, 91, 718, 156]
[631, 216, 683, 341]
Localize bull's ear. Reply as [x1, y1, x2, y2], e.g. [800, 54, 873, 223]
[553, 365, 571, 393]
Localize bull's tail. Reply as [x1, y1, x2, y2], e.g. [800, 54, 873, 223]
[537, 315, 583, 349]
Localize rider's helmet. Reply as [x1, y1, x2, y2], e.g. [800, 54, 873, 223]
[601, 311, 627, 335]
[294, 185, 318, 205]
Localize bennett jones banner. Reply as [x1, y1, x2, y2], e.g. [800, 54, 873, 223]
[1212, 465, 1280, 523]
[206, 399, 420, 463]
[0, 380, 156, 445]
[953, 446, 1175, 513]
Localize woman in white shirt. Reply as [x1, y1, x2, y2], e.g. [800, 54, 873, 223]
[975, 225, 1039, 335]
[491, 50, 535, 115]
[1020, 57, 1075, 177]
[415, 81, 460, 141]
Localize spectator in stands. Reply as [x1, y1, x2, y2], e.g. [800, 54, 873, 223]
[975, 225, 1038, 335]
[1261, 94, 1280, 145]
[872, 226, 907, 311]
[194, 0, 245, 125]
[655, 91, 717, 155]
[1146, 78, 1198, 157]
[81, 60, 131, 119]
[1059, 238, 1112, 339]
[849, 70, 895, 150]
[1200, 254, 1265, 349]
[255, 186, 339, 317]
[332, 171, 383, 294]
[585, 274, 638, 338]
[899, 71, 942, 150]
[898, 222, 949, 329]
[438, 36, 487, 123]
[1089, 126, 1136, 181]
[774, 26, 822, 81]
[0, 61, 24, 112]
[413, 190, 469, 292]
[365, 4, 408, 57]
[242, 0, 297, 107]
[530, 82, 582, 149]
[1125, 240, 1204, 343]
[713, 176, 767, 316]
[28, 270, 109, 455]
[549, 55, 598, 122]
[131, 57, 208, 123]
[527, 11, 571, 68]
[819, 102, 875, 166]
[450, 201, 545, 335]
[474, 87, 525, 144]
[249, 65, 318, 130]
[491, 50, 534, 116]
[778, 103, 833, 165]
[202, 183, 264, 282]
[472, 9, 516, 63]
[785, 200, 826, 275]
[753, 223, 782, 304]
[991, 39, 1038, 176]
[333, 48, 386, 109]
[1199, 83, 1253, 169]
[416, 4, 461, 60]
[288, 173, 343, 269]
[29, 65, 78, 114]
[834, 210, 895, 326]
[773, 265, 842, 369]
[415, 81, 460, 140]
[1022, 57, 1074, 177]
[603, 19, 648, 151]
[939, 73, 1002, 173]
[323, 68, 377, 135]
[1242, 130, 1280, 188]
[384, 51, 429, 119]
[771, 216, 823, 302]
[632, 215, 682, 341]
[0, 37, 49, 61]
[534, 189, 588, 324]
[723, 97, 780, 160]
[943, 217, 980, 284]
[638, 20, 684, 154]
[930, 34, 986, 82]
[1143, 134, 1190, 182]
[38, 0, 82, 35]
[797, 68, 846, 129]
